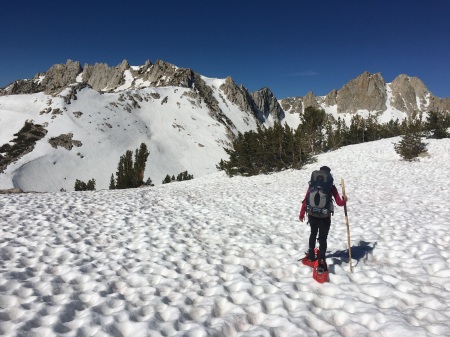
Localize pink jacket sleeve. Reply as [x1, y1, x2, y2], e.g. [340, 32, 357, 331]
[332, 185, 346, 206]
[299, 187, 309, 220]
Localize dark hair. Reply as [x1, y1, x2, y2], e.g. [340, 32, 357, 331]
[320, 166, 331, 172]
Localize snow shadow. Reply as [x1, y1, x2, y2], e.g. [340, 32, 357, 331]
[328, 240, 377, 269]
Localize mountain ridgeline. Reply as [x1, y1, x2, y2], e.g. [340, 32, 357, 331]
[0, 59, 449, 192]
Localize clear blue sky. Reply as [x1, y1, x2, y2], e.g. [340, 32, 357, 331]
[1, 0, 449, 99]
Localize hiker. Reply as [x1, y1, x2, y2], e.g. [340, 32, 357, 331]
[299, 166, 347, 272]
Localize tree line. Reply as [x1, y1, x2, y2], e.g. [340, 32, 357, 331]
[218, 107, 450, 176]
[74, 108, 450, 189]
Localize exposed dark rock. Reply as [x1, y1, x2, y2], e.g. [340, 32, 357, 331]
[193, 73, 236, 131]
[0, 188, 24, 194]
[220, 76, 256, 115]
[48, 133, 82, 150]
[0, 121, 48, 173]
[280, 97, 303, 114]
[1, 78, 42, 95]
[220, 77, 284, 123]
[137, 59, 195, 88]
[251, 87, 285, 122]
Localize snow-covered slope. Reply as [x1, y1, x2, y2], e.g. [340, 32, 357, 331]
[1, 137, 449, 337]
[0, 75, 258, 192]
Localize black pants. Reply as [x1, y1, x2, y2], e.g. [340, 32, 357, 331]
[308, 215, 331, 260]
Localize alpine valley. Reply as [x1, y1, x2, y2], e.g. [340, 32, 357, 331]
[1, 59, 449, 192]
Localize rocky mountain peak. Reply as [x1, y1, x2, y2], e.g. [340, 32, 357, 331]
[251, 87, 285, 122]
[336, 71, 387, 113]
[40, 59, 83, 94]
[81, 60, 130, 92]
[220, 76, 255, 114]
[324, 89, 337, 107]
[390, 74, 429, 116]
[302, 91, 320, 110]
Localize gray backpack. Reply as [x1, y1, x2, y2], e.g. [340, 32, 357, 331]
[306, 170, 334, 218]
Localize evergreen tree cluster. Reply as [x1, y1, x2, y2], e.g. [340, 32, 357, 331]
[219, 122, 313, 176]
[74, 179, 96, 191]
[162, 171, 194, 184]
[219, 108, 450, 176]
[424, 111, 450, 139]
[110, 143, 150, 189]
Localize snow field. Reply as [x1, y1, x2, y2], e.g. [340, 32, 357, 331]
[0, 137, 450, 336]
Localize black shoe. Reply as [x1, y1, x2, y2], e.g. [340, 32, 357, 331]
[317, 260, 327, 274]
[307, 248, 316, 262]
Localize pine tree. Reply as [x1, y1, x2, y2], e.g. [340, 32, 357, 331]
[347, 115, 366, 145]
[379, 118, 401, 138]
[394, 131, 428, 161]
[109, 174, 116, 190]
[365, 114, 380, 142]
[300, 107, 326, 153]
[162, 174, 172, 184]
[86, 179, 96, 191]
[110, 143, 150, 189]
[134, 143, 150, 186]
[74, 179, 96, 191]
[74, 179, 86, 191]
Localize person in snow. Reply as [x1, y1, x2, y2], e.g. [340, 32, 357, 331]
[299, 166, 347, 272]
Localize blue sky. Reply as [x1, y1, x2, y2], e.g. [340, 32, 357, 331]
[1, 0, 449, 98]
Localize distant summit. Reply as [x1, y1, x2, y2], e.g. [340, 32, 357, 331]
[281, 71, 450, 118]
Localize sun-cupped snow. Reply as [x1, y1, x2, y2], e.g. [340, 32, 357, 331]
[1, 137, 449, 337]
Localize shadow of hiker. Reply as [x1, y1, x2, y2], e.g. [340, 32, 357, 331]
[328, 241, 377, 272]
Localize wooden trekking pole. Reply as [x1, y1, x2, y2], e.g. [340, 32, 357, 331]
[341, 179, 353, 273]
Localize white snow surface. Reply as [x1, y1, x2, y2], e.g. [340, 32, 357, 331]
[1, 137, 450, 337]
[0, 82, 257, 192]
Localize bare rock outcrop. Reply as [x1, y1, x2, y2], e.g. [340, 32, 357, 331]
[324, 89, 338, 106]
[390, 74, 429, 116]
[0, 121, 47, 173]
[336, 71, 387, 113]
[193, 74, 236, 132]
[1, 78, 42, 95]
[0, 188, 24, 194]
[251, 87, 285, 122]
[136, 60, 195, 88]
[82, 59, 130, 91]
[302, 91, 320, 110]
[428, 96, 450, 113]
[1, 60, 82, 95]
[48, 133, 82, 150]
[221, 77, 284, 123]
[280, 97, 302, 114]
[220, 76, 256, 115]
[40, 60, 83, 94]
